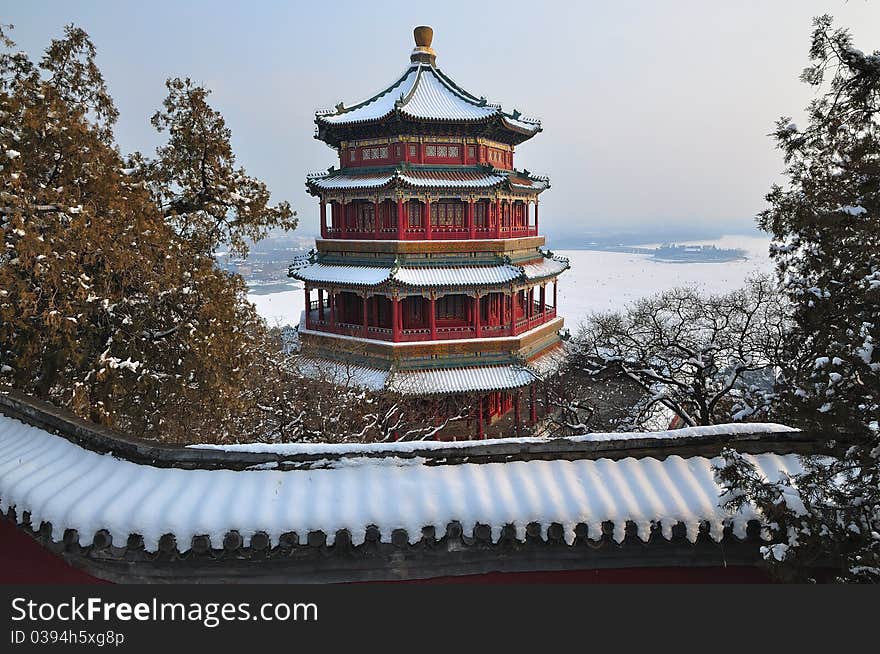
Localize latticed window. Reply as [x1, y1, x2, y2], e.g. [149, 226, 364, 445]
[431, 201, 464, 228]
[437, 145, 448, 157]
[409, 144, 417, 157]
[361, 146, 389, 160]
[468, 146, 475, 159]
[407, 200, 422, 228]
[474, 201, 488, 227]
[356, 203, 374, 231]
[425, 145, 437, 157]
[349, 149, 356, 161]
[448, 145, 459, 158]
[436, 295, 467, 321]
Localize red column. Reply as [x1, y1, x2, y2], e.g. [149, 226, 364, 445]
[424, 198, 432, 239]
[495, 198, 502, 238]
[514, 391, 521, 437]
[507, 293, 515, 335]
[530, 384, 537, 425]
[304, 284, 311, 329]
[474, 294, 482, 337]
[553, 280, 557, 309]
[319, 199, 327, 239]
[374, 199, 381, 239]
[392, 296, 400, 341]
[396, 198, 405, 240]
[362, 294, 368, 337]
[340, 200, 348, 238]
[467, 200, 475, 239]
[329, 291, 336, 329]
[540, 284, 546, 314]
[534, 200, 539, 235]
[429, 294, 437, 340]
[477, 395, 484, 439]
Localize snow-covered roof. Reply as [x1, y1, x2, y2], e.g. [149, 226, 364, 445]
[292, 261, 563, 288]
[316, 63, 540, 134]
[294, 263, 391, 286]
[0, 413, 804, 552]
[393, 264, 521, 287]
[305, 167, 546, 193]
[389, 364, 536, 395]
[520, 256, 570, 280]
[294, 358, 389, 391]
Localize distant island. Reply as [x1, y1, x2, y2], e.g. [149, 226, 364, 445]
[582, 242, 748, 263]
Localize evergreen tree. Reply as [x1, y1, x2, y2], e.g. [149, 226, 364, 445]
[136, 77, 296, 257]
[0, 25, 291, 442]
[716, 16, 879, 581]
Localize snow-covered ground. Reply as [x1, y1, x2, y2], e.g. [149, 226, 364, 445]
[247, 234, 773, 328]
[556, 234, 773, 330]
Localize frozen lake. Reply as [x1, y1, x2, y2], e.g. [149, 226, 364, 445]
[248, 234, 773, 329]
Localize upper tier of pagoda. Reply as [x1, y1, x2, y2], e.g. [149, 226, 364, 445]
[314, 26, 542, 148]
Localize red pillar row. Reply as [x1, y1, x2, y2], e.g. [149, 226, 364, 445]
[340, 200, 348, 238]
[361, 295, 368, 337]
[329, 291, 336, 328]
[392, 296, 400, 341]
[374, 199, 381, 239]
[396, 198, 405, 239]
[514, 391, 521, 437]
[474, 294, 482, 337]
[304, 284, 311, 329]
[424, 198, 432, 239]
[530, 384, 537, 425]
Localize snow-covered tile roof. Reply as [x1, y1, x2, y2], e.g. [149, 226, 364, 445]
[389, 365, 536, 395]
[398, 169, 507, 188]
[306, 171, 393, 190]
[293, 263, 392, 286]
[398, 67, 499, 122]
[0, 413, 803, 551]
[520, 256, 570, 280]
[316, 65, 518, 126]
[507, 175, 550, 191]
[306, 168, 518, 192]
[526, 345, 569, 379]
[292, 262, 550, 288]
[394, 265, 521, 287]
[295, 358, 389, 391]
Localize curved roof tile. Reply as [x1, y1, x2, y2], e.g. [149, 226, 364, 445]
[316, 63, 539, 132]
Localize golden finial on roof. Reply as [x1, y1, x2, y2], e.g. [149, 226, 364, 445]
[411, 25, 437, 65]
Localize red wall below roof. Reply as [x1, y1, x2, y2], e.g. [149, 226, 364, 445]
[0, 515, 104, 584]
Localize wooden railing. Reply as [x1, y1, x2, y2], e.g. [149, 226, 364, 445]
[321, 225, 539, 240]
[305, 307, 558, 342]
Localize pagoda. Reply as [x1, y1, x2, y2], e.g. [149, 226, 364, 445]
[291, 26, 568, 439]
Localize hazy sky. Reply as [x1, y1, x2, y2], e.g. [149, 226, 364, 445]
[6, 1, 880, 241]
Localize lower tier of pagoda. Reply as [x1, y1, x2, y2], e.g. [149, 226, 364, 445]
[303, 283, 558, 343]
